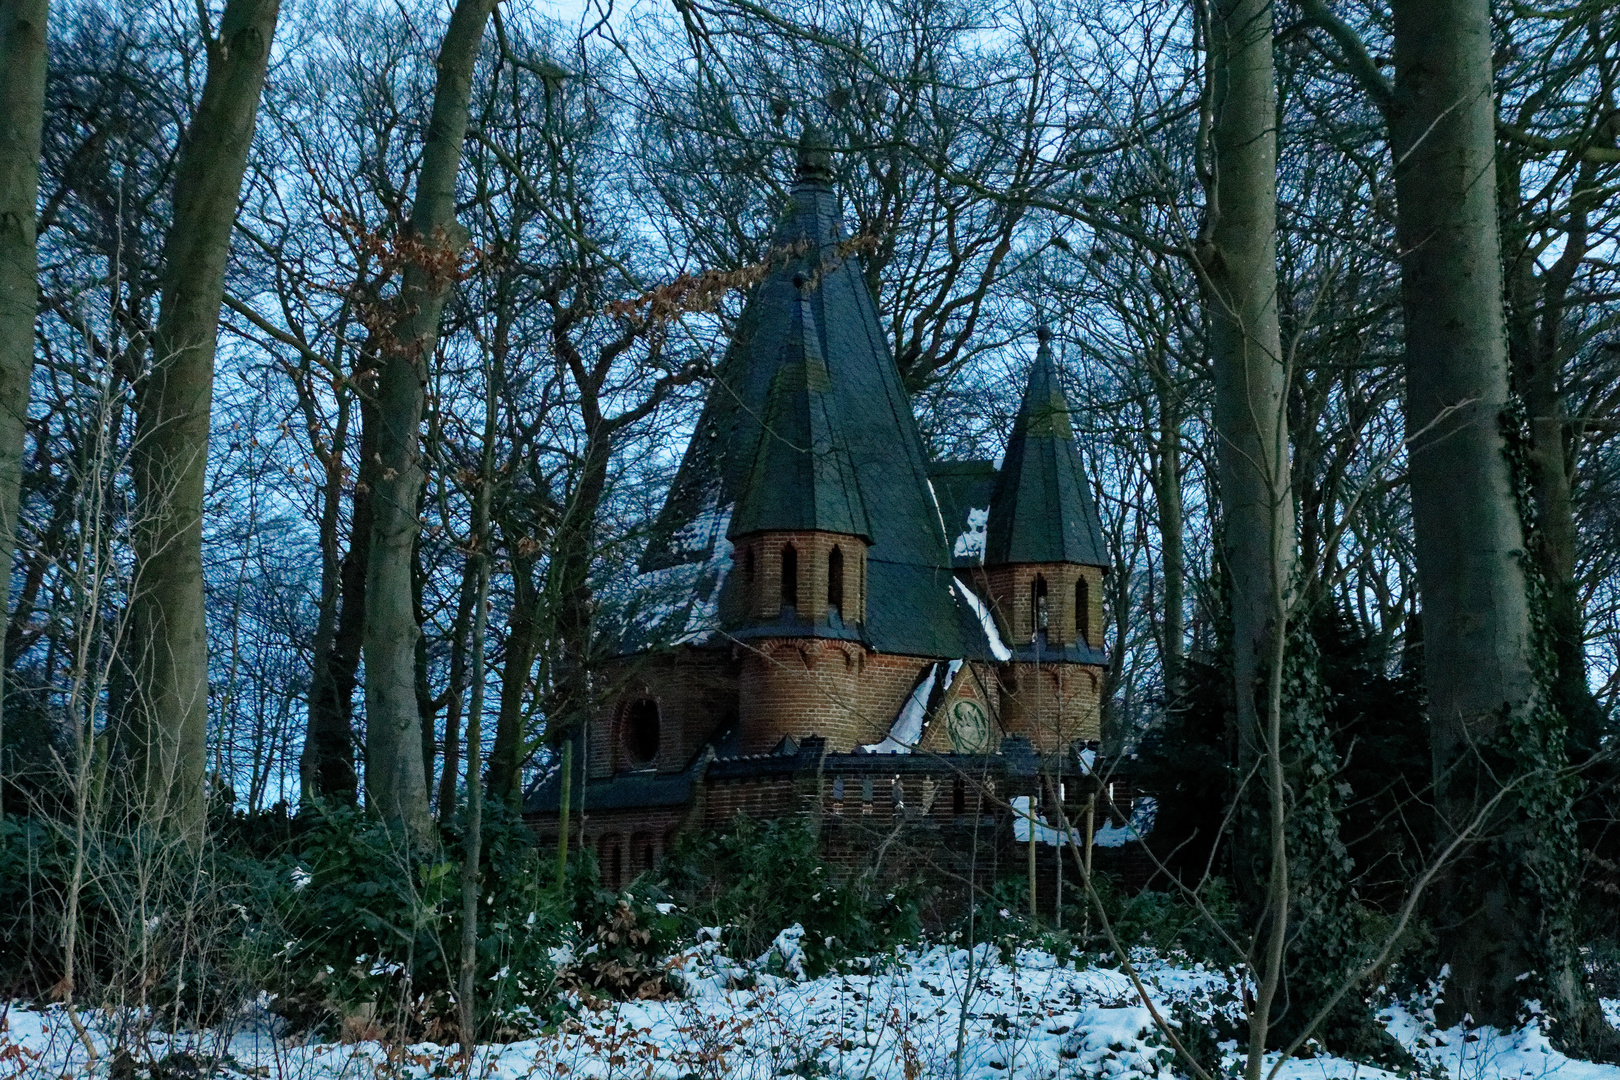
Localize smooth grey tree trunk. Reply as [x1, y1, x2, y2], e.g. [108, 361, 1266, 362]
[0, 0, 47, 821]
[1501, 152, 1604, 754]
[362, 0, 496, 838]
[128, 0, 280, 837]
[1390, 0, 1592, 1037]
[1199, 0, 1295, 833]
[1148, 354, 1184, 693]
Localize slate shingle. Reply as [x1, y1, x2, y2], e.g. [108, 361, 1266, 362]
[984, 330, 1110, 569]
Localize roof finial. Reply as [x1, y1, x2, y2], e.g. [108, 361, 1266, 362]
[796, 123, 834, 186]
[1035, 323, 1053, 345]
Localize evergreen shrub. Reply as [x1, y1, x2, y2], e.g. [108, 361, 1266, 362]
[661, 814, 922, 974]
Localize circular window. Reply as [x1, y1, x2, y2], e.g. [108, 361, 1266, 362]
[622, 699, 661, 765]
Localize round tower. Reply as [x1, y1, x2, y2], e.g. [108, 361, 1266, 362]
[723, 156, 875, 753]
[975, 326, 1110, 753]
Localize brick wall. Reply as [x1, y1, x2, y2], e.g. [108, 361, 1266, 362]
[737, 637, 871, 752]
[971, 564, 1104, 649]
[999, 661, 1103, 749]
[732, 530, 868, 627]
[588, 649, 739, 777]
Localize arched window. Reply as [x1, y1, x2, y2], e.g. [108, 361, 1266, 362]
[1075, 576, 1090, 645]
[781, 543, 799, 610]
[622, 698, 661, 765]
[1033, 574, 1049, 634]
[744, 545, 755, 584]
[827, 545, 844, 616]
[600, 835, 624, 890]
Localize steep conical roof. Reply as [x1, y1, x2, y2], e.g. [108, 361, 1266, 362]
[641, 125, 985, 657]
[985, 329, 1109, 568]
[729, 288, 871, 540]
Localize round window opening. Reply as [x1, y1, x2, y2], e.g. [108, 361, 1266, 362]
[623, 699, 661, 765]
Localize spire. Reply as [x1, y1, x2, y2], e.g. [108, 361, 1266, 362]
[641, 119, 985, 659]
[984, 329, 1109, 567]
[729, 284, 871, 541]
[795, 123, 834, 186]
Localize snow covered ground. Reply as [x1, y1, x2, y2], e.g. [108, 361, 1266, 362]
[5, 938, 1618, 1080]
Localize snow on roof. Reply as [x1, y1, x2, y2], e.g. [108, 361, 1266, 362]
[954, 578, 1012, 661]
[863, 659, 965, 753]
[953, 506, 988, 561]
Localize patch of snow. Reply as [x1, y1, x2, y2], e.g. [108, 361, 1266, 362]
[952, 506, 988, 561]
[635, 503, 735, 644]
[8, 943, 1619, 1080]
[1011, 795, 1157, 848]
[955, 578, 1012, 661]
[864, 666, 939, 753]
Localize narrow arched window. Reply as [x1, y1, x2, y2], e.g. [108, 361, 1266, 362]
[781, 543, 799, 610]
[827, 545, 844, 616]
[744, 545, 755, 583]
[1075, 576, 1090, 645]
[1033, 574, 1049, 634]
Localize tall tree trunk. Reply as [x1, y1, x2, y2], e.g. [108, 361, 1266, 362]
[542, 426, 611, 745]
[0, 0, 48, 821]
[1501, 154, 1604, 755]
[456, 332, 497, 1050]
[1199, 0, 1295, 863]
[362, 0, 496, 838]
[1390, 0, 1591, 1038]
[437, 559, 479, 819]
[485, 548, 537, 805]
[127, 0, 279, 836]
[1148, 352, 1185, 695]
[302, 389, 376, 803]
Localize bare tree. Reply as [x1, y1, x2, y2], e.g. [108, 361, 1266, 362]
[125, 0, 280, 836]
[0, 0, 49, 819]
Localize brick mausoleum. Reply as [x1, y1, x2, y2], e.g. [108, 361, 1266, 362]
[524, 128, 1151, 904]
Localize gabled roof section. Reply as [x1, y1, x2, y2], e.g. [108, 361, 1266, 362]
[639, 124, 988, 658]
[728, 289, 871, 540]
[930, 460, 997, 567]
[985, 328, 1109, 568]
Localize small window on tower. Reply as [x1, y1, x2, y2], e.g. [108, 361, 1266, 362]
[828, 546, 845, 617]
[1034, 574, 1049, 634]
[744, 545, 755, 583]
[781, 543, 799, 610]
[1075, 576, 1090, 645]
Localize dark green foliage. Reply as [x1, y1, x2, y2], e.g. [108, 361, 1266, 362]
[1134, 653, 1233, 886]
[662, 814, 922, 975]
[1135, 607, 1422, 1062]
[1312, 615, 1429, 914]
[268, 800, 567, 1037]
[0, 802, 571, 1038]
[0, 812, 273, 1023]
[1085, 875, 1241, 966]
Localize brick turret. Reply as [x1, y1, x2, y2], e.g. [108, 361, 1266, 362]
[975, 327, 1110, 752]
[723, 151, 876, 753]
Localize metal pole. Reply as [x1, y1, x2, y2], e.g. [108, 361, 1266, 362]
[555, 739, 572, 891]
